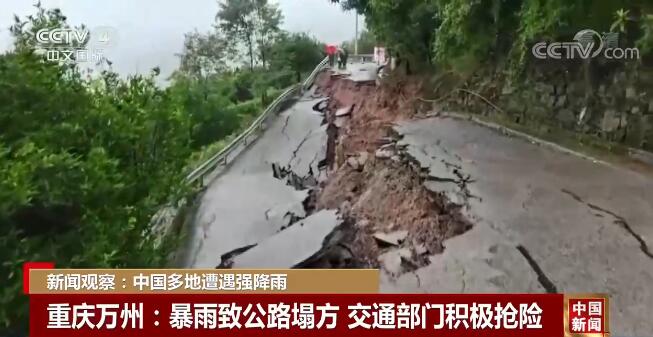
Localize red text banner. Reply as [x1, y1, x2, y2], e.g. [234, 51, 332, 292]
[30, 294, 564, 337]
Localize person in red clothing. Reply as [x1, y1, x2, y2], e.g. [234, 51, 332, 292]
[325, 44, 337, 67]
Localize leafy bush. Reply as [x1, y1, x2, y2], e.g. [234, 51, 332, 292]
[343, 29, 376, 54]
[269, 32, 325, 75]
[1, 20, 192, 333]
[432, 0, 498, 69]
[228, 99, 263, 119]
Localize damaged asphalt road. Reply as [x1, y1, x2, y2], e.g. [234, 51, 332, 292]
[186, 60, 652, 336]
[389, 116, 653, 336]
[186, 63, 381, 271]
[230, 209, 342, 268]
[186, 86, 332, 269]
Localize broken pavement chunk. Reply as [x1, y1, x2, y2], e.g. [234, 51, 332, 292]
[217, 244, 257, 268]
[379, 248, 415, 275]
[357, 152, 369, 166]
[231, 210, 342, 268]
[375, 148, 394, 159]
[346, 157, 361, 170]
[312, 99, 329, 113]
[335, 105, 353, 117]
[373, 230, 409, 247]
[376, 137, 395, 146]
[378, 250, 402, 274]
[414, 243, 428, 256]
[375, 144, 397, 159]
[334, 115, 349, 128]
[345, 152, 370, 171]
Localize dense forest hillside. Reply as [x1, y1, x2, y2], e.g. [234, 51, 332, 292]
[0, 1, 324, 332]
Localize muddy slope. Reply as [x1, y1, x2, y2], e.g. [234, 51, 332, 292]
[308, 71, 473, 275]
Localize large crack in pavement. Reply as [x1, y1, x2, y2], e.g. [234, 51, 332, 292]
[561, 188, 653, 259]
[218, 67, 474, 272]
[229, 155, 360, 269]
[288, 130, 313, 166]
[217, 244, 258, 268]
[266, 159, 365, 268]
[516, 245, 558, 293]
[312, 67, 615, 298]
[403, 148, 480, 207]
[310, 69, 578, 296]
[281, 114, 292, 140]
[391, 110, 653, 335]
[208, 67, 476, 277]
[271, 162, 318, 191]
[212, 89, 362, 269]
[184, 86, 341, 270]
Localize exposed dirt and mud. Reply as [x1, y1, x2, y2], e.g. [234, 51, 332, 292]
[307, 71, 473, 275]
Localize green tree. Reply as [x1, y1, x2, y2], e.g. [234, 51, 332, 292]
[343, 29, 376, 54]
[254, 0, 283, 68]
[269, 32, 325, 76]
[216, 0, 283, 70]
[329, 0, 369, 14]
[1, 6, 192, 332]
[332, 0, 438, 66]
[177, 29, 229, 78]
[168, 74, 241, 148]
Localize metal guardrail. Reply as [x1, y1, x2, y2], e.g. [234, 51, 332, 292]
[302, 56, 329, 91]
[185, 57, 330, 186]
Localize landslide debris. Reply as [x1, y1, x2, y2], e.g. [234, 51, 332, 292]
[309, 70, 474, 275]
[216, 70, 475, 273]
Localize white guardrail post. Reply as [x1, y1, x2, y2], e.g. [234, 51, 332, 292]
[185, 56, 330, 187]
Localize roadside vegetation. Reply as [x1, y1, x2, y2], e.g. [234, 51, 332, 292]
[342, 29, 376, 54]
[331, 0, 653, 153]
[331, 0, 653, 71]
[0, 1, 324, 332]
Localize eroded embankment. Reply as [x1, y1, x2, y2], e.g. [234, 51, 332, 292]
[210, 70, 476, 273]
[306, 71, 474, 275]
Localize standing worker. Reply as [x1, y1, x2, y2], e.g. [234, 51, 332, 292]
[325, 44, 337, 68]
[341, 46, 349, 70]
[336, 47, 344, 69]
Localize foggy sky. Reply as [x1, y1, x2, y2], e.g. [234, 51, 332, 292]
[0, 0, 363, 78]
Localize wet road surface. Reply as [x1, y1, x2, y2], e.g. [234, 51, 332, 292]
[186, 62, 378, 268]
[186, 91, 326, 268]
[385, 115, 653, 336]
